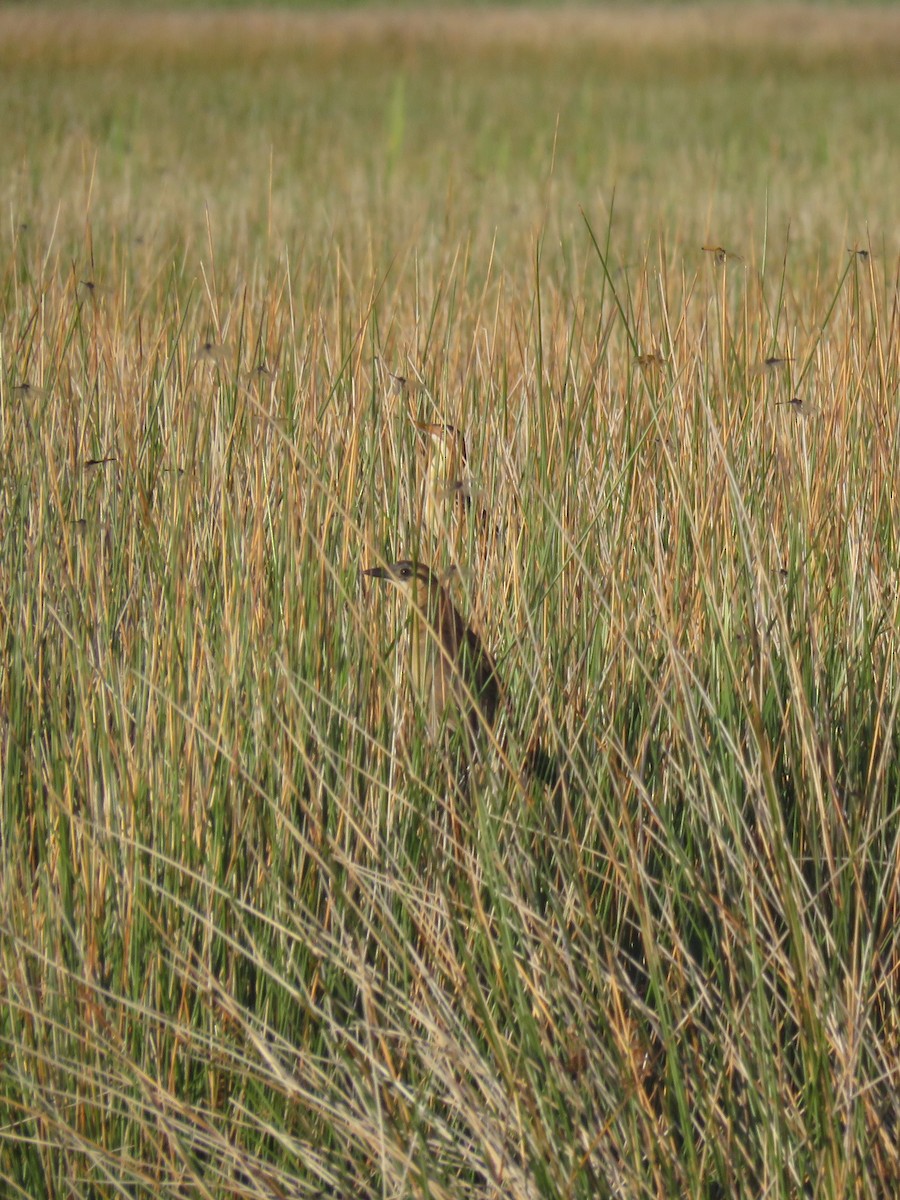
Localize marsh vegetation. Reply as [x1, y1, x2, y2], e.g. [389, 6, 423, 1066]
[2, 6, 899, 1196]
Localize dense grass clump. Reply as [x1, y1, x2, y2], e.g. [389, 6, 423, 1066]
[2, 6, 900, 1197]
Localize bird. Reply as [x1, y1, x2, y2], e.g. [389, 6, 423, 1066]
[364, 559, 562, 797]
[409, 413, 472, 550]
[363, 559, 502, 744]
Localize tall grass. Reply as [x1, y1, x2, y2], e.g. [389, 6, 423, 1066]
[2, 7, 900, 1197]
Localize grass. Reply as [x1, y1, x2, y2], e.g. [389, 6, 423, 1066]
[1, 5, 900, 1197]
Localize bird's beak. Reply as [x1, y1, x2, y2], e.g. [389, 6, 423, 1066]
[363, 565, 390, 580]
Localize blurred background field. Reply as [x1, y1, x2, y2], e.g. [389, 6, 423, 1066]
[2, 5, 900, 1198]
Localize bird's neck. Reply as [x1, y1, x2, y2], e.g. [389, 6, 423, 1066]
[408, 581, 461, 664]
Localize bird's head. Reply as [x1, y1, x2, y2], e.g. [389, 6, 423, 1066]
[409, 415, 468, 477]
[363, 560, 442, 610]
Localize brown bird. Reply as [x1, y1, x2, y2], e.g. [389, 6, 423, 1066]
[363, 559, 502, 743]
[409, 414, 472, 549]
[364, 560, 561, 796]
